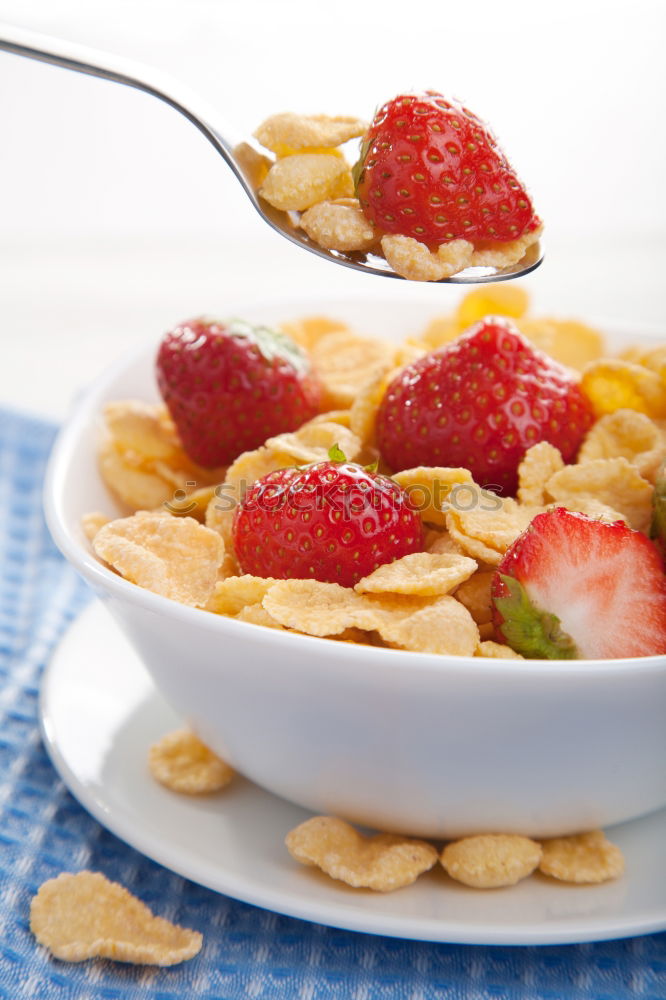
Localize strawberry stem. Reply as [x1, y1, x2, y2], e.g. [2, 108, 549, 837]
[328, 443, 347, 463]
[650, 458, 666, 561]
[225, 318, 311, 375]
[494, 575, 578, 659]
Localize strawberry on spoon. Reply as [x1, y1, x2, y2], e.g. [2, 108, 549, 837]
[492, 507, 666, 659]
[356, 92, 541, 247]
[156, 317, 322, 468]
[232, 447, 423, 587]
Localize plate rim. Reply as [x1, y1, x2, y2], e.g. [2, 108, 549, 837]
[39, 600, 666, 947]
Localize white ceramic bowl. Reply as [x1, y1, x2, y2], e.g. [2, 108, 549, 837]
[44, 294, 666, 839]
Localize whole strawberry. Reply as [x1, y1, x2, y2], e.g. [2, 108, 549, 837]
[356, 92, 540, 245]
[492, 508, 666, 659]
[232, 450, 423, 587]
[376, 317, 594, 496]
[156, 318, 322, 467]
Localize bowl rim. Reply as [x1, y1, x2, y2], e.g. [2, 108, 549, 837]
[43, 292, 666, 679]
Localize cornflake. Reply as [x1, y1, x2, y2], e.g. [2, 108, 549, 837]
[454, 570, 495, 625]
[391, 467, 473, 528]
[516, 317, 604, 371]
[234, 603, 286, 629]
[309, 328, 396, 409]
[99, 401, 224, 514]
[348, 371, 390, 447]
[99, 444, 177, 512]
[539, 830, 625, 884]
[278, 315, 349, 352]
[637, 344, 666, 380]
[475, 641, 524, 659]
[262, 580, 480, 655]
[300, 198, 378, 252]
[381, 235, 474, 282]
[30, 871, 202, 965]
[377, 595, 480, 656]
[285, 816, 438, 891]
[425, 531, 468, 557]
[206, 575, 277, 616]
[577, 408, 666, 484]
[81, 511, 110, 542]
[93, 511, 223, 607]
[262, 580, 399, 637]
[260, 153, 353, 212]
[517, 442, 565, 507]
[416, 314, 461, 350]
[556, 497, 627, 524]
[456, 284, 529, 328]
[441, 834, 542, 888]
[581, 358, 666, 419]
[254, 112, 367, 156]
[232, 141, 272, 189]
[104, 400, 181, 461]
[354, 552, 477, 596]
[148, 729, 234, 794]
[165, 484, 219, 523]
[265, 420, 362, 466]
[544, 458, 653, 533]
[446, 498, 541, 565]
[469, 225, 543, 269]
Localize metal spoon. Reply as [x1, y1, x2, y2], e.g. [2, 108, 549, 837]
[0, 23, 543, 283]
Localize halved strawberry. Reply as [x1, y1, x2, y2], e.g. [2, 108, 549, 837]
[492, 507, 666, 659]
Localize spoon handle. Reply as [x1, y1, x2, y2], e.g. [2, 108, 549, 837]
[0, 22, 253, 196]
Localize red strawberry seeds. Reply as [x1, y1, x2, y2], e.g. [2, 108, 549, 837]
[232, 455, 423, 587]
[156, 318, 322, 468]
[356, 92, 540, 246]
[492, 507, 666, 659]
[375, 317, 594, 496]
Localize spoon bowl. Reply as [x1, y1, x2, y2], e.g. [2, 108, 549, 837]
[0, 23, 543, 283]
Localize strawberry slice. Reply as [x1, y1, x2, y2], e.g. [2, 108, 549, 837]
[492, 508, 666, 659]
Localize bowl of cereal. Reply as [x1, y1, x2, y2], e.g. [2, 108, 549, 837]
[44, 289, 666, 841]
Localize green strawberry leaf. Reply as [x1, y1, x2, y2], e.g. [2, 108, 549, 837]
[493, 574, 578, 659]
[351, 131, 371, 193]
[225, 318, 311, 375]
[650, 458, 666, 557]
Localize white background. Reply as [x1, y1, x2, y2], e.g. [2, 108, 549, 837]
[1, 0, 665, 419]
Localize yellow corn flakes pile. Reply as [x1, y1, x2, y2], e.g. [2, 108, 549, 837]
[87, 286, 666, 660]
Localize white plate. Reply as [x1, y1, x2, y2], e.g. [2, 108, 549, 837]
[41, 600, 666, 946]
